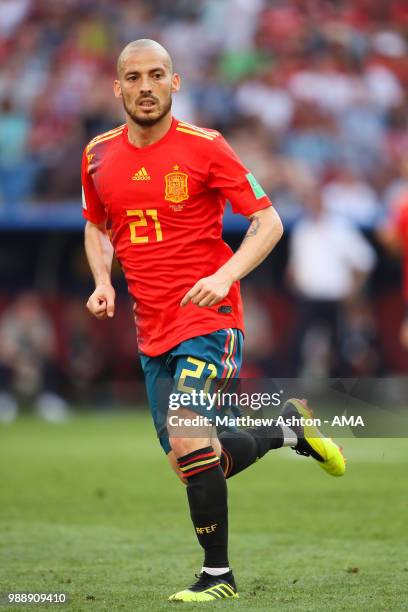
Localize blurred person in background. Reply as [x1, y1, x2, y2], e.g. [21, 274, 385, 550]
[322, 166, 381, 228]
[0, 0, 406, 213]
[287, 188, 377, 376]
[240, 284, 277, 377]
[61, 297, 111, 404]
[0, 97, 36, 208]
[283, 102, 338, 178]
[0, 0, 31, 41]
[340, 296, 381, 376]
[0, 291, 68, 422]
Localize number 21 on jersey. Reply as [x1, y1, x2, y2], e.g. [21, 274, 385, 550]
[126, 209, 163, 244]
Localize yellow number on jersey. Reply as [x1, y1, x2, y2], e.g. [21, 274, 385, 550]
[126, 209, 163, 244]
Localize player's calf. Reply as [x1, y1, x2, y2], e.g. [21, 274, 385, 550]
[170, 441, 231, 597]
[218, 423, 296, 478]
[167, 435, 222, 484]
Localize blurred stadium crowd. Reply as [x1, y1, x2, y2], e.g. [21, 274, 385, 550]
[1, 0, 408, 416]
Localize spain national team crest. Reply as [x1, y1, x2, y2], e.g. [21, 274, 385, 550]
[165, 165, 189, 206]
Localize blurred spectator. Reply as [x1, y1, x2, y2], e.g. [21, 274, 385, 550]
[240, 285, 276, 378]
[340, 297, 381, 375]
[283, 103, 338, 176]
[322, 167, 381, 228]
[0, 292, 69, 421]
[0, 98, 35, 207]
[0, 0, 31, 39]
[61, 298, 111, 403]
[0, 0, 406, 215]
[235, 68, 294, 134]
[288, 53, 358, 116]
[287, 189, 376, 375]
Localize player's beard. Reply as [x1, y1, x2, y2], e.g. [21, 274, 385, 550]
[122, 94, 172, 127]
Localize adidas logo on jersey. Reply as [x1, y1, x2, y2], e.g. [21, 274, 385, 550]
[132, 167, 151, 181]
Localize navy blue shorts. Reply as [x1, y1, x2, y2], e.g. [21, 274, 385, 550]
[140, 328, 243, 454]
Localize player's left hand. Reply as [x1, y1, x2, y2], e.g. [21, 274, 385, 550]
[180, 273, 232, 308]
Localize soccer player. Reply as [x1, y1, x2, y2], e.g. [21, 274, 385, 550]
[82, 39, 345, 602]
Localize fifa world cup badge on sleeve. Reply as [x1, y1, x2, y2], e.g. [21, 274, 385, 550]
[165, 164, 189, 208]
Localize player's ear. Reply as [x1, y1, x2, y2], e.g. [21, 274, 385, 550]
[113, 80, 122, 99]
[171, 73, 181, 94]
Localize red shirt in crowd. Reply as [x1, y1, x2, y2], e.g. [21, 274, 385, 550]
[81, 118, 272, 356]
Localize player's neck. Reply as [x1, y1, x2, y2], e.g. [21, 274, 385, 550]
[126, 113, 173, 148]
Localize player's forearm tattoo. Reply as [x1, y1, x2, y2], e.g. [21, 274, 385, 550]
[242, 216, 261, 242]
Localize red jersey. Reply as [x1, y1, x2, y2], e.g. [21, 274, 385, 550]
[81, 118, 272, 356]
[395, 193, 408, 302]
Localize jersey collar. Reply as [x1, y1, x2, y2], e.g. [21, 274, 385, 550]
[122, 116, 178, 152]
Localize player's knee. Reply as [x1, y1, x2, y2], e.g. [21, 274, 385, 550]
[169, 436, 205, 459]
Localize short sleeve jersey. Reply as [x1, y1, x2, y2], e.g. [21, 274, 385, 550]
[81, 118, 272, 356]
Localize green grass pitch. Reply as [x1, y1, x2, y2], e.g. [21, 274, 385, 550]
[1, 412, 407, 611]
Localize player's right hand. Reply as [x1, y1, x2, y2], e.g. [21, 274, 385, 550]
[86, 283, 115, 319]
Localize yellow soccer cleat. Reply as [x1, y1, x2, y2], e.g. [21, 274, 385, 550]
[281, 399, 346, 477]
[169, 571, 239, 602]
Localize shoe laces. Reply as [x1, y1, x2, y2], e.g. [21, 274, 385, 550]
[191, 572, 212, 589]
